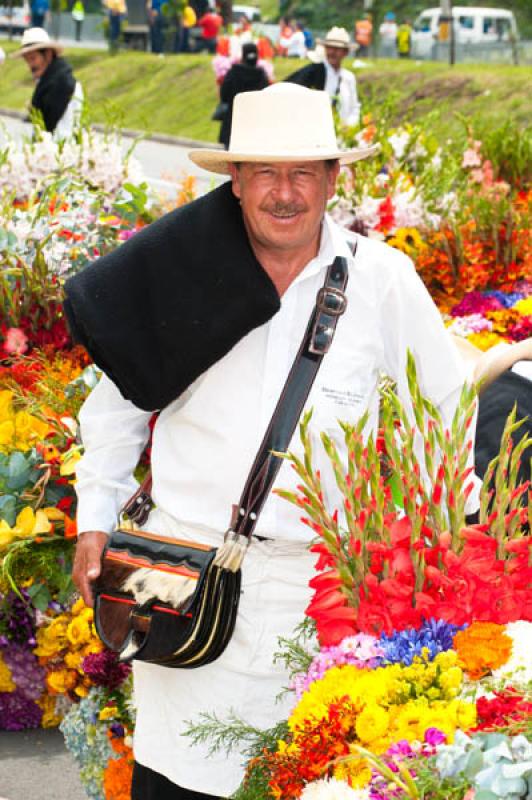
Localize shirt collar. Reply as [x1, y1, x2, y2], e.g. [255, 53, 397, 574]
[291, 214, 355, 287]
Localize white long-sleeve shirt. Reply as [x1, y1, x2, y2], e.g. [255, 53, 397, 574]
[324, 61, 360, 126]
[76, 214, 478, 539]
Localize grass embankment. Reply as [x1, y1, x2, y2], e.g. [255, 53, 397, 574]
[0, 41, 530, 143]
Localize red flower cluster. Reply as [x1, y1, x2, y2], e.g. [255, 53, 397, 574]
[473, 688, 532, 733]
[307, 521, 532, 645]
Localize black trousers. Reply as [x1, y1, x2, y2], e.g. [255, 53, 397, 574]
[132, 762, 221, 799]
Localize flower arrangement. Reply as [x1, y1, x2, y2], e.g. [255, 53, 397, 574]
[185, 357, 531, 800]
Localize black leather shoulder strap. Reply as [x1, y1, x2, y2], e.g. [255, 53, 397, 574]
[230, 247, 354, 539]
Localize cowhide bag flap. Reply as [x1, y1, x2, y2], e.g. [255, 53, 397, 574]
[93, 255, 350, 668]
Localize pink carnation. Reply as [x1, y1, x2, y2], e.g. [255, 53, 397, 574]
[4, 327, 29, 356]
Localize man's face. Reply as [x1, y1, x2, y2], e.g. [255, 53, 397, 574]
[23, 49, 53, 79]
[325, 45, 347, 70]
[229, 160, 340, 257]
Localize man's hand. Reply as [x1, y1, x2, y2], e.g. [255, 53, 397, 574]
[73, 531, 109, 608]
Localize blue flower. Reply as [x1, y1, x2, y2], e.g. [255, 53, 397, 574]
[379, 618, 465, 665]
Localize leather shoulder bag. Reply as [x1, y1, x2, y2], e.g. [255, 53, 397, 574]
[93, 252, 351, 668]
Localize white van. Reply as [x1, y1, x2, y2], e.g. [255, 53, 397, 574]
[412, 7, 518, 58]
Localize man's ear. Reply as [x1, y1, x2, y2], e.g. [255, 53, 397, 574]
[228, 163, 242, 200]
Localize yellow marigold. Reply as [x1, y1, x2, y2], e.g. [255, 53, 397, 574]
[71, 597, 87, 616]
[334, 755, 372, 788]
[514, 297, 532, 315]
[453, 622, 513, 679]
[466, 331, 505, 352]
[67, 616, 92, 647]
[0, 653, 15, 692]
[46, 668, 78, 695]
[64, 651, 84, 671]
[99, 705, 119, 721]
[355, 704, 390, 744]
[34, 618, 69, 659]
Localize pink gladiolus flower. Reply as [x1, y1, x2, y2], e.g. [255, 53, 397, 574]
[462, 148, 481, 168]
[4, 327, 29, 355]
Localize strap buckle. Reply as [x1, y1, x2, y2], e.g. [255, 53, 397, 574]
[315, 287, 348, 317]
[309, 287, 348, 355]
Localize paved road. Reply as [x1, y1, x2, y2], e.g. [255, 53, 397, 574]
[0, 113, 226, 198]
[0, 728, 87, 800]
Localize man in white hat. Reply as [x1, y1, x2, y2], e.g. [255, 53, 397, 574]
[68, 84, 478, 799]
[285, 26, 361, 126]
[13, 27, 83, 139]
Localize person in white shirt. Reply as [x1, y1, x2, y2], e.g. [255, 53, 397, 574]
[68, 84, 478, 799]
[285, 26, 361, 127]
[280, 20, 307, 58]
[379, 11, 398, 58]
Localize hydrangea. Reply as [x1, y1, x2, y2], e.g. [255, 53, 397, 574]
[60, 687, 113, 800]
[379, 618, 464, 666]
[484, 290, 525, 309]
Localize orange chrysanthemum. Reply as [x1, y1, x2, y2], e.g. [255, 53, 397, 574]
[453, 621, 513, 680]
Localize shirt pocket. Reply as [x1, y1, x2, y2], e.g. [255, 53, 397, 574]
[307, 350, 378, 437]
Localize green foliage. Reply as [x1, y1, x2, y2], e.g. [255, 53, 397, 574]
[0, 42, 530, 144]
[183, 710, 288, 759]
[1, 537, 75, 608]
[0, 450, 42, 527]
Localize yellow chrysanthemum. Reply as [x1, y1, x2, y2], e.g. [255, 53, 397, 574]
[0, 653, 15, 692]
[466, 331, 505, 351]
[355, 704, 390, 744]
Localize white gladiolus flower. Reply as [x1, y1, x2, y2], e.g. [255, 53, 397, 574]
[300, 777, 370, 799]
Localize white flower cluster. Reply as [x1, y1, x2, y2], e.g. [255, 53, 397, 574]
[300, 778, 370, 799]
[0, 129, 143, 201]
[492, 620, 532, 685]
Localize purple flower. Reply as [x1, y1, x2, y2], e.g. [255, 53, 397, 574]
[483, 290, 525, 308]
[82, 649, 131, 690]
[424, 727, 447, 746]
[1, 642, 45, 701]
[450, 291, 504, 317]
[0, 689, 43, 730]
[0, 590, 37, 646]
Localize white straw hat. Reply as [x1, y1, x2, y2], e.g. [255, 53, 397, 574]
[189, 83, 379, 175]
[12, 27, 63, 57]
[316, 26, 354, 50]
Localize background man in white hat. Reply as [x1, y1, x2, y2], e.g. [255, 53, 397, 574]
[285, 26, 361, 127]
[68, 83, 478, 799]
[12, 27, 83, 139]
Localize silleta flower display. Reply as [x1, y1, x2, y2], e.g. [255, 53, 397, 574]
[0, 108, 530, 800]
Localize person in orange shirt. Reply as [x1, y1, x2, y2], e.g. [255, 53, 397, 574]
[355, 12, 373, 56]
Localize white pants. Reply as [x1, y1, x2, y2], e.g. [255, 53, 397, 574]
[132, 509, 315, 797]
